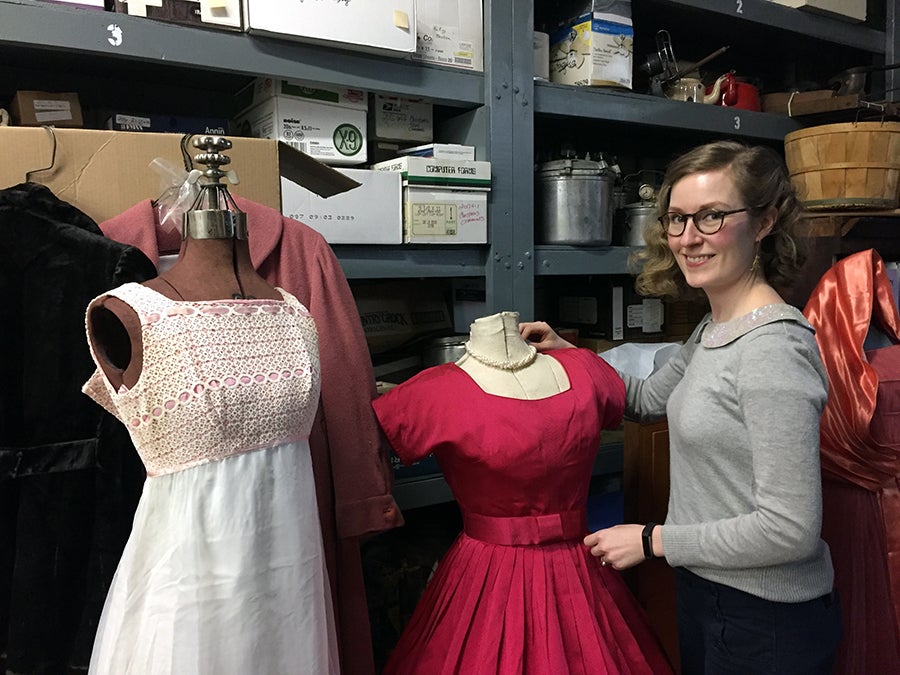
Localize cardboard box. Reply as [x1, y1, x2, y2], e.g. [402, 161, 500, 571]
[768, 0, 865, 22]
[9, 90, 83, 127]
[234, 78, 368, 117]
[106, 112, 230, 134]
[112, 0, 243, 30]
[353, 280, 453, 353]
[370, 95, 433, 143]
[549, 12, 634, 89]
[0, 127, 358, 225]
[372, 155, 491, 189]
[398, 142, 476, 160]
[280, 168, 402, 244]
[412, 0, 483, 72]
[234, 96, 367, 166]
[242, 0, 417, 56]
[402, 186, 488, 243]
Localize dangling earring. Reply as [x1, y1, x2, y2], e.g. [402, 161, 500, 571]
[751, 253, 761, 274]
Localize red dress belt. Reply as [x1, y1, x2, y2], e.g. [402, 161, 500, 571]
[464, 509, 588, 546]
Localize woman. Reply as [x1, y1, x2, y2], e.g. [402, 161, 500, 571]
[520, 141, 841, 674]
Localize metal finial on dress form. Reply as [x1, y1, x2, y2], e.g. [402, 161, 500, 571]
[182, 135, 248, 241]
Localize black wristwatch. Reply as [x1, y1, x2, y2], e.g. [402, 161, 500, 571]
[642, 522, 659, 559]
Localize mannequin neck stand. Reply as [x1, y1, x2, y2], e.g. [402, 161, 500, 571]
[146, 236, 280, 302]
[455, 311, 570, 400]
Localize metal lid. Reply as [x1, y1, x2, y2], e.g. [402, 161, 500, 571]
[536, 158, 609, 177]
[624, 200, 657, 211]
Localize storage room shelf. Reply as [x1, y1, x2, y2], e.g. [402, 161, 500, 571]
[393, 442, 624, 511]
[334, 245, 488, 279]
[533, 83, 802, 141]
[0, 0, 484, 107]
[534, 246, 635, 277]
[655, 0, 885, 52]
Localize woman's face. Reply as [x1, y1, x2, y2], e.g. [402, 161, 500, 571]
[666, 169, 766, 296]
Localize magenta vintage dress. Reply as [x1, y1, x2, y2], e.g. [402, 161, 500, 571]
[82, 283, 338, 675]
[373, 348, 672, 675]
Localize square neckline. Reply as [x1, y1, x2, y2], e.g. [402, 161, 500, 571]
[136, 282, 291, 306]
[447, 349, 578, 402]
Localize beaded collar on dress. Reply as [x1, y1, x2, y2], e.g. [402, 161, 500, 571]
[699, 304, 811, 348]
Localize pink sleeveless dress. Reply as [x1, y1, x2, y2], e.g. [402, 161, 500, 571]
[83, 282, 338, 675]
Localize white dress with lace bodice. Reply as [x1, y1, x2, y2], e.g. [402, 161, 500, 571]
[83, 282, 338, 675]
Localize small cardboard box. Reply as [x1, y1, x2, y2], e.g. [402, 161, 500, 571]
[549, 12, 634, 89]
[372, 155, 491, 189]
[0, 127, 357, 225]
[402, 186, 488, 244]
[10, 91, 83, 127]
[767, 0, 865, 22]
[112, 0, 243, 30]
[370, 95, 433, 143]
[242, 0, 417, 55]
[234, 96, 367, 166]
[234, 78, 368, 117]
[412, 0, 483, 72]
[280, 168, 402, 244]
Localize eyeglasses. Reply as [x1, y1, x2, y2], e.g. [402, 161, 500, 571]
[659, 207, 751, 237]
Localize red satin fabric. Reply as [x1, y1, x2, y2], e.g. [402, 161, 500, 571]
[803, 249, 900, 670]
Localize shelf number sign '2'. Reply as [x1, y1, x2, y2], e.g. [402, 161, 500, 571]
[735, 0, 743, 14]
[333, 124, 363, 157]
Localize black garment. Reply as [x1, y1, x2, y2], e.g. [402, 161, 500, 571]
[0, 183, 156, 674]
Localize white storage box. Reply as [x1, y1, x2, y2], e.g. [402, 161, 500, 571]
[370, 95, 433, 143]
[235, 78, 367, 116]
[281, 168, 402, 244]
[549, 11, 634, 88]
[372, 155, 491, 189]
[403, 186, 488, 243]
[235, 96, 367, 166]
[242, 0, 417, 55]
[398, 142, 476, 160]
[768, 0, 865, 22]
[412, 0, 483, 71]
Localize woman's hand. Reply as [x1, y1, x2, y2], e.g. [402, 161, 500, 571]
[584, 524, 649, 570]
[518, 321, 575, 352]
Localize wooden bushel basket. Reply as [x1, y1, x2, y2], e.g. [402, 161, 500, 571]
[784, 121, 900, 210]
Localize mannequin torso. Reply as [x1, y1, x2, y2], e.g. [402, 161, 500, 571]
[455, 311, 570, 399]
[88, 236, 279, 391]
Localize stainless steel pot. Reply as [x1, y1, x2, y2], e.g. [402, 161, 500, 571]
[536, 159, 614, 246]
[620, 201, 658, 247]
[421, 335, 468, 367]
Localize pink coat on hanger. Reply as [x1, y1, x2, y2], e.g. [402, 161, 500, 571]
[100, 196, 403, 675]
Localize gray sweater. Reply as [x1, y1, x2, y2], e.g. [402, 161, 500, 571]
[621, 304, 834, 602]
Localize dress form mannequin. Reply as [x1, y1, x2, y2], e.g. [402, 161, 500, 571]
[87, 137, 279, 393]
[456, 311, 570, 399]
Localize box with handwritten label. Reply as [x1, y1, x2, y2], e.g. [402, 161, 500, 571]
[372, 156, 491, 243]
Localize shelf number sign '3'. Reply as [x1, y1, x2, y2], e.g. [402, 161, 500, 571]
[107, 24, 123, 47]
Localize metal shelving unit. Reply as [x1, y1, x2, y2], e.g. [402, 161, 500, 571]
[3, 0, 896, 509]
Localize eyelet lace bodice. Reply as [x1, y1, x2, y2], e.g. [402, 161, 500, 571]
[83, 283, 320, 476]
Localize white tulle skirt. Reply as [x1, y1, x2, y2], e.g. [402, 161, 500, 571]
[88, 440, 339, 675]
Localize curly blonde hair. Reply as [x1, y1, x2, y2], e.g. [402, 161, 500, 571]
[631, 141, 805, 300]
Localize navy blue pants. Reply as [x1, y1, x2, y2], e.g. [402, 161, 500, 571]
[674, 567, 842, 674]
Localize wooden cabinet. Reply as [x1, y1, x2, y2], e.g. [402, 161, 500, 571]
[623, 419, 680, 672]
